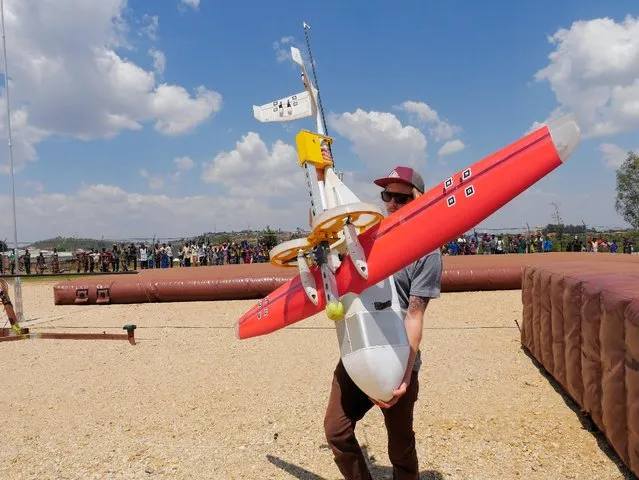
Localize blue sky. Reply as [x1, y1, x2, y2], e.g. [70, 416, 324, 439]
[0, 0, 637, 241]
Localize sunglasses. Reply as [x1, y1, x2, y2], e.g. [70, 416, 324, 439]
[381, 191, 412, 204]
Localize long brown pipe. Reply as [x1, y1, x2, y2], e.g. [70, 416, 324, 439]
[52, 252, 639, 306]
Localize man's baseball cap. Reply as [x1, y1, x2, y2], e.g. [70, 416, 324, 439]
[373, 166, 425, 193]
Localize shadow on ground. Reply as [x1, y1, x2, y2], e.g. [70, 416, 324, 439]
[520, 346, 638, 480]
[267, 447, 444, 480]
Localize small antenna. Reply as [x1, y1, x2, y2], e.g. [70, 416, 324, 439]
[303, 23, 330, 140]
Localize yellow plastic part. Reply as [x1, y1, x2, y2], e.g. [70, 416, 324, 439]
[268, 238, 314, 268]
[306, 229, 340, 246]
[269, 249, 306, 268]
[296, 130, 333, 168]
[267, 229, 344, 269]
[312, 208, 383, 237]
[325, 301, 345, 321]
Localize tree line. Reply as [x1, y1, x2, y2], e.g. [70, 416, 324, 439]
[7, 227, 289, 253]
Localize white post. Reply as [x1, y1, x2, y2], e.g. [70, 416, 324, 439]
[1, 0, 24, 322]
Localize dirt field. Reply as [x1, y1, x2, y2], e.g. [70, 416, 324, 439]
[0, 280, 634, 480]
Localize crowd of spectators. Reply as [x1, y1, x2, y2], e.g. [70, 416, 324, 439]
[0, 248, 58, 275]
[440, 232, 635, 256]
[70, 239, 272, 273]
[1, 231, 636, 275]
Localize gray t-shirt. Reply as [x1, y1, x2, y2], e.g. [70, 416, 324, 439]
[393, 249, 443, 372]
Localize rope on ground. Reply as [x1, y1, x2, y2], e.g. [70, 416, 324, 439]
[28, 324, 520, 331]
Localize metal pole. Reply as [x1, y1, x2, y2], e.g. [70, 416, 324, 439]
[0, 0, 23, 322]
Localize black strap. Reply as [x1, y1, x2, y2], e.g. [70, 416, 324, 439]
[373, 300, 392, 310]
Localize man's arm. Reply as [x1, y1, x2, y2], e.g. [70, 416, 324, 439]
[373, 295, 430, 409]
[373, 251, 441, 408]
[404, 295, 430, 377]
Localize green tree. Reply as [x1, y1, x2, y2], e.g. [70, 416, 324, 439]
[615, 152, 639, 229]
[216, 234, 233, 245]
[259, 226, 279, 250]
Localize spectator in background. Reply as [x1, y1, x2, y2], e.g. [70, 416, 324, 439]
[166, 243, 174, 267]
[623, 237, 634, 254]
[36, 251, 46, 274]
[23, 249, 31, 274]
[139, 243, 148, 269]
[610, 240, 618, 253]
[112, 245, 119, 272]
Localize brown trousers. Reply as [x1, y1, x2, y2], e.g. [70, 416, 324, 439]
[324, 360, 420, 480]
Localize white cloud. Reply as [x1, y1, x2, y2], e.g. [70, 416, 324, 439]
[476, 187, 556, 232]
[24, 180, 45, 193]
[149, 48, 166, 75]
[3, 126, 631, 241]
[0, 185, 312, 241]
[140, 156, 198, 188]
[525, 107, 565, 136]
[5, 178, 628, 243]
[337, 170, 382, 202]
[0, 0, 222, 172]
[328, 109, 428, 172]
[0, 105, 49, 173]
[599, 143, 637, 169]
[438, 139, 465, 157]
[151, 85, 221, 136]
[174, 156, 195, 172]
[181, 0, 201, 9]
[273, 36, 296, 63]
[399, 101, 438, 123]
[140, 14, 159, 41]
[395, 101, 461, 141]
[201, 132, 306, 198]
[0, 129, 396, 240]
[198, 130, 401, 224]
[170, 155, 195, 181]
[139, 168, 165, 191]
[534, 15, 639, 138]
[476, 187, 630, 232]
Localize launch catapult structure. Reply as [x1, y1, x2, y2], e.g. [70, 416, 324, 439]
[0, 279, 136, 345]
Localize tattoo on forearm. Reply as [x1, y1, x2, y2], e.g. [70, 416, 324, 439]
[408, 295, 429, 312]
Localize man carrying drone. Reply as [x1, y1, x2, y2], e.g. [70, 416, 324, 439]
[322, 147, 443, 480]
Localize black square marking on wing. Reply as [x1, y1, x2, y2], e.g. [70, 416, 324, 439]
[465, 185, 475, 197]
[444, 177, 453, 189]
[447, 195, 456, 207]
[462, 168, 471, 179]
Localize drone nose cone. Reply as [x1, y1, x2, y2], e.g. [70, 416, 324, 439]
[546, 113, 581, 163]
[336, 287, 410, 403]
[341, 344, 410, 402]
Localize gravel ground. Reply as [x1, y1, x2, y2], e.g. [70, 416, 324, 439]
[0, 280, 634, 480]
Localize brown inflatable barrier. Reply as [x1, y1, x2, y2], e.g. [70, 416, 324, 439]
[53, 263, 296, 306]
[442, 252, 639, 292]
[521, 261, 639, 477]
[53, 252, 639, 305]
